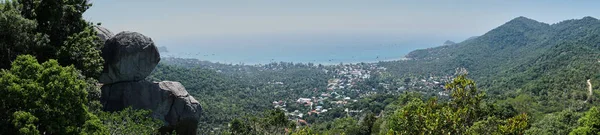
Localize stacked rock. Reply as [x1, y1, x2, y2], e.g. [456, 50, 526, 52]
[97, 29, 201, 135]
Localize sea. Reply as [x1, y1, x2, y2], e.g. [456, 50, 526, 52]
[157, 33, 455, 65]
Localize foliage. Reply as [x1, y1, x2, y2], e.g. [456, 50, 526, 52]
[0, 0, 104, 78]
[229, 118, 251, 135]
[378, 16, 600, 131]
[148, 63, 332, 133]
[525, 109, 581, 134]
[570, 107, 600, 134]
[11, 111, 40, 135]
[0, 1, 164, 134]
[291, 127, 316, 135]
[99, 107, 163, 135]
[0, 55, 106, 134]
[227, 109, 296, 135]
[0, 2, 48, 70]
[467, 116, 503, 135]
[384, 75, 528, 134]
[58, 26, 104, 78]
[17, 0, 92, 60]
[498, 113, 529, 135]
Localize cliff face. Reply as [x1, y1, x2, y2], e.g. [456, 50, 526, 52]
[96, 27, 202, 135]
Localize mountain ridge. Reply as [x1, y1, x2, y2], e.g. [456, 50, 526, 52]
[383, 16, 600, 103]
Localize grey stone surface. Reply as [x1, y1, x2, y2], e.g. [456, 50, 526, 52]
[101, 80, 201, 135]
[93, 26, 114, 43]
[98, 31, 200, 134]
[98, 31, 160, 84]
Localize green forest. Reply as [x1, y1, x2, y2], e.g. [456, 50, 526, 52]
[0, 0, 161, 134]
[2, 0, 600, 135]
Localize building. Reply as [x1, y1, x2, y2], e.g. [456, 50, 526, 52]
[296, 98, 312, 104]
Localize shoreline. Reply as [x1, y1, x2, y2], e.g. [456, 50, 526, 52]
[161, 56, 411, 66]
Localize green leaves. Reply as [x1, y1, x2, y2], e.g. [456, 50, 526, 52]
[525, 109, 580, 134]
[570, 107, 600, 134]
[0, 3, 48, 70]
[0, 55, 106, 134]
[384, 75, 528, 134]
[446, 74, 484, 110]
[227, 109, 297, 134]
[0, 0, 103, 78]
[98, 107, 162, 135]
[58, 26, 104, 78]
[11, 111, 40, 135]
[499, 113, 529, 135]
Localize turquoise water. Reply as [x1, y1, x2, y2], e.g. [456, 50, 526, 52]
[162, 44, 420, 65]
[157, 33, 453, 65]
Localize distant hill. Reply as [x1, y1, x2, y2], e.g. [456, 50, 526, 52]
[464, 36, 480, 41]
[380, 16, 600, 113]
[443, 40, 456, 46]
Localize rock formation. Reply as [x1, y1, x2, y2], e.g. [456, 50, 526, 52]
[93, 26, 114, 42]
[98, 31, 201, 135]
[99, 31, 160, 84]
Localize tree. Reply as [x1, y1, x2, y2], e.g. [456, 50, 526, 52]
[467, 116, 503, 135]
[570, 107, 600, 134]
[327, 117, 361, 134]
[292, 127, 316, 135]
[58, 26, 104, 78]
[229, 118, 251, 135]
[99, 107, 162, 135]
[445, 74, 485, 123]
[466, 113, 529, 135]
[0, 2, 48, 70]
[359, 112, 377, 135]
[0, 55, 106, 134]
[525, 109, 580, 134]
[11, 111, 40, 135]
[18, 0, 92, 58]
[263, 109, 295, 134]
[0, 0, 104, 78]
[384, 75, 528, 134]
[498, 113, 529, 135]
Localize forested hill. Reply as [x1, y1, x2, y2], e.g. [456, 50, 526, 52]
[381, 16, 600, 114]
[149, 16, 600, 134]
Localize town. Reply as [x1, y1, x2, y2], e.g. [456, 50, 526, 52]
[264, 63, 454, 127]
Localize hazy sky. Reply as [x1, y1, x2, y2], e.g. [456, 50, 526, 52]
[83, 0, 600, 62]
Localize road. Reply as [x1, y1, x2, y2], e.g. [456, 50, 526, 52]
[587, 79, 593, 103]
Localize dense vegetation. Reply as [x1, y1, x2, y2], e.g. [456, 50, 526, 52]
[0, 55, 105, 134]
[153, 16, 600, 134]
[0, 0, 161, 134]
[3, 0, 600, 134]
[148, 62, 333, 132]
[378, 16, 600, 134]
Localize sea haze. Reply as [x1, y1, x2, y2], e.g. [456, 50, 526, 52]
[158, 33, 460, 65]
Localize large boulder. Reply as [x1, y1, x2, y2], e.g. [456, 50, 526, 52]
[93, 25, 114, 43]
[101, 81, 202, 134]
[99, 32, 160, 84]
[97, 30, 201, 134]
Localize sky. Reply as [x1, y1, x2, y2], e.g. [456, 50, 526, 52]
[84, 0, 600, 64]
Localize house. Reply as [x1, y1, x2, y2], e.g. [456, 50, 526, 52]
[351, 71, 362, 76]
[297, 98, 312, 104]
[315, 106, 323, 111]
[288, 110, 304, 118]
[273, 100, 286, 108]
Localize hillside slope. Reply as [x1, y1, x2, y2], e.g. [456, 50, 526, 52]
[381, 16, 600, 113]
